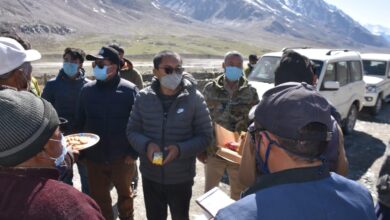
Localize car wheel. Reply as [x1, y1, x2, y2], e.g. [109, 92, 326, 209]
[370, 96, 383, 115]
[343, 104, 358, 135]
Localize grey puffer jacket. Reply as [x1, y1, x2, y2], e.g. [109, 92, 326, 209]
[127, 76, 212, 184]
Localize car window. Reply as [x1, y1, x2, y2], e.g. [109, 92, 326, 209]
[336, 62, 348, 86]
[323, 63, 336, 82]
[363, 60, 386, 76]
[349, 61, 363, 82]
[248, 56, 280, 83]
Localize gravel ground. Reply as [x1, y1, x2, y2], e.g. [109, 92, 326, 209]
[72, 102, 390, 219]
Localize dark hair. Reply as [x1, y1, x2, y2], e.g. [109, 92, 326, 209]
[63, 48, 86, 64]
[249, 54, 258, 62]
[274, 122, 328, 162]
[108, 43, 124, 54]
[0, 31, 31, 50]
[274, 50, 314, 86]
[153, 50, 182, 69]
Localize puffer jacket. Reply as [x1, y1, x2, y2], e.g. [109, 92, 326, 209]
[42, 69, 90, 134]
[126, 76, 212, 184]
[76, 74, 138, 163]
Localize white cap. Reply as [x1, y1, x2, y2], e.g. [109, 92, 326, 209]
[0, 37, 41, 76]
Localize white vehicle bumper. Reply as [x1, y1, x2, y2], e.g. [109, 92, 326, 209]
[363, 92, 379, 107]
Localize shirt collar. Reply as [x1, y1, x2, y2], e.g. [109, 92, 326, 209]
[242, 166, 330, 197]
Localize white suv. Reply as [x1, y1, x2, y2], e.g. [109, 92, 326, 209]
[248, 48, 365, 134]
[361, 53, 390, 115]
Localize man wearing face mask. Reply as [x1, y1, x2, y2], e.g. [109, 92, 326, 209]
[0, 37, 40, 91]
[76, 46, 138, 220]
[42, 47, 90, 193]
[0, 88, 104, 220]
[215, 82, 376, 220]
[199, 51, 259, 200]
[127, 50, 212, 220]
[244, 54, 258, 78]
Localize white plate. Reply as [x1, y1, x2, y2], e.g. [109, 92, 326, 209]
[65, 133, 100, 151]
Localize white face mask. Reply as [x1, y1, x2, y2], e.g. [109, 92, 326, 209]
[160, 73, 183, 90]
[47, 134, 68, 167]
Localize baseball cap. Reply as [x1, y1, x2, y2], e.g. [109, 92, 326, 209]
[86, 46, 120, 66]
[0, 88, 59, 167]
[254, 82, 332, 141]
[0, 37, 41, 76]
[274, 50, 314, 86]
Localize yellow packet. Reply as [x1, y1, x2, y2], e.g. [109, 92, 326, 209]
[152, 152, 163, 166]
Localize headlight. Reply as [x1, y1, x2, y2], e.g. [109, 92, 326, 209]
[366, 85, 377, 93]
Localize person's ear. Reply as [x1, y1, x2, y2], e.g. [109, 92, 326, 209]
[222, 62, 226, 69]
[153, 68, 160, 78]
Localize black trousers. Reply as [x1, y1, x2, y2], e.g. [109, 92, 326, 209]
[142, 177, 193, 220]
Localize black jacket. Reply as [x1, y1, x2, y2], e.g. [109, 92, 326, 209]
[42, 69, 90, 134]
[76, 74, 138, 163]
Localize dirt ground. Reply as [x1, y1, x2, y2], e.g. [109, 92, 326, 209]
[72, 102, 390, 220]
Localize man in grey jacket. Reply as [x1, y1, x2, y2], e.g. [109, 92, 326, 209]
[127, 50, 212, 220]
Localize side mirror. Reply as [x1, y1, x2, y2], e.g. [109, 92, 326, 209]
[323, 81, 340, 91]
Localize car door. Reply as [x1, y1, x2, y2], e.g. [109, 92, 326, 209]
[348, 60, 365, 111]
[320, 61, 350, 119]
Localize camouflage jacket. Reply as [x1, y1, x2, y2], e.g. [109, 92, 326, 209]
[203, 74, 259, 154]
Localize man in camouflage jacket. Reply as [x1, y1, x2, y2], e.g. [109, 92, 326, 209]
[199, 51, 259, 200]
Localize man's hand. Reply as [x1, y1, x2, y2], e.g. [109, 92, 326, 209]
[124, 155, 135, 165]
[197, 151, 208, 164]
[163, 145, 179, 165]
[147, 142, 161, 163]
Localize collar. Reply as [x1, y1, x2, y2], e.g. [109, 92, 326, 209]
[58, 69, 85, 81]
[96, 73, 120, 87]
[151, 77, 193, 99]
[215, 74, 248, 92]
[242, 166, 330, 197]
[0, 167, 59, 180]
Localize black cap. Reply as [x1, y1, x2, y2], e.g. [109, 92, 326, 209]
[254, 82, 332, 141]
[86, 46, 120, 66]
[274, 50, 314, 86]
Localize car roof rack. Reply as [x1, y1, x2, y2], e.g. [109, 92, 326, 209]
[326, 49, 351, 55]
[281, 47, 311, 52]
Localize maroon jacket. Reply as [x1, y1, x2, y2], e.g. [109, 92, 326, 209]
[0, 168, 104, 220]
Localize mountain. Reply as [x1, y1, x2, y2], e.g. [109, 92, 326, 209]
[156, 0, 388, 47]
[364, 24, 390, 43]
[0, 0, 388, 54]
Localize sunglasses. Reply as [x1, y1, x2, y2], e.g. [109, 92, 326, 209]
[158, 66, 184, 75]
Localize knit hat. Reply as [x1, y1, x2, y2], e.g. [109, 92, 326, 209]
[0, 88, 59, 167]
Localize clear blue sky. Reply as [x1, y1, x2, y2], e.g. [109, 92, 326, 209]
[324, 0, 390, 28]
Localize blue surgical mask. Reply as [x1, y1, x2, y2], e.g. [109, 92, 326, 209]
[93, 65, 108, 81]
[48, 135, 68, 167]
[63, 62, 79, 77]
[255, 133, 272, 174]
[225, 66, 243, 81]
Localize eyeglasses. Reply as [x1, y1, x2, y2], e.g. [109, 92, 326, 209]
[158, 66, 184, 75]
